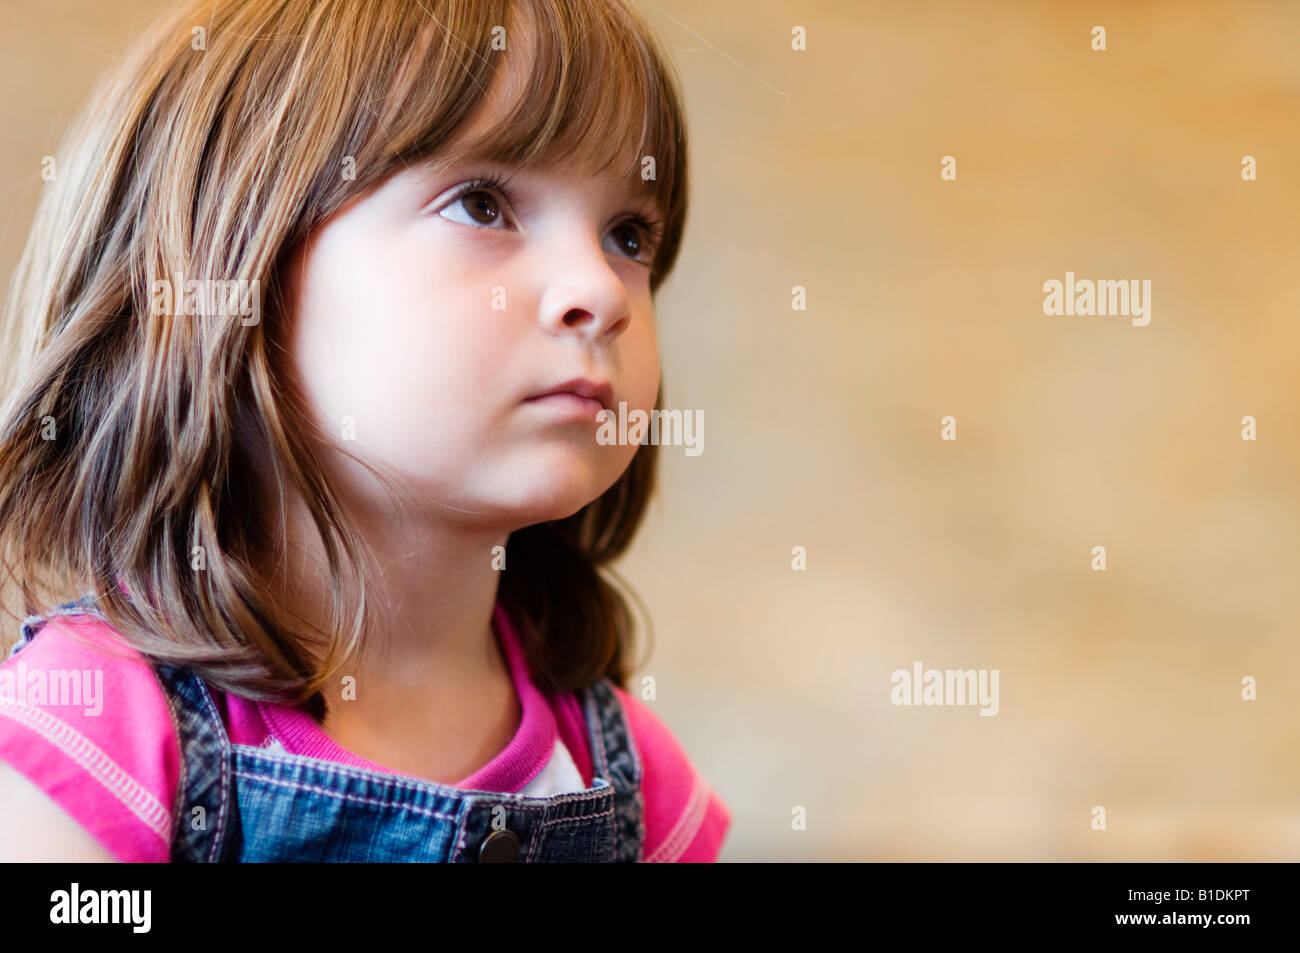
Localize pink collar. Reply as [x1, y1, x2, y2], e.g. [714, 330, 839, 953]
[254, 602, 556, 791]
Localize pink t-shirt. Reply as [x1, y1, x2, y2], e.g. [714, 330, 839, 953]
[0, 604, 730, 862]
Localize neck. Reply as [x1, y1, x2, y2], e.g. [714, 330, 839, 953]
[267, 481, 513, 711]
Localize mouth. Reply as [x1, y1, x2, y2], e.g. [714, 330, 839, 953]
[524, 377, 614, 413]
[523, 392, 607, 419]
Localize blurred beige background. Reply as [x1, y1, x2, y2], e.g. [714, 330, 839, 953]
[3, 1, 1298, 861]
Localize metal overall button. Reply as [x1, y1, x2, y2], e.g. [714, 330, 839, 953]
[478, 829, 519, 863]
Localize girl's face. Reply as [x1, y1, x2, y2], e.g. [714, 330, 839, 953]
[279, 135, 662, 528]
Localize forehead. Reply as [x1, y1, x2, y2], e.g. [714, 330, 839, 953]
[443, 75, 643, 169]
[443, 9, 655, 171]
[428, 99, 658, 213]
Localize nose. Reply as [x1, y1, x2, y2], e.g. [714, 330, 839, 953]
[536, 227, 633, 341]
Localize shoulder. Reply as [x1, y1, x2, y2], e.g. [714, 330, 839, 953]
[0, 612, 180, 862]
[610, 683, 732, 863]
[0, 758, 118, 861]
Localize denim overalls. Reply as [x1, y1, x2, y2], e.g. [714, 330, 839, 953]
[12, 596, 646, 862]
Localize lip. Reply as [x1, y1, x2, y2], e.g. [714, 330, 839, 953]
[524, 377, 614, 412]
[523, 392, 607, 420]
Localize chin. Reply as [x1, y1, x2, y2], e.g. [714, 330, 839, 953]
[501, 486, 597, 526]
[502, 458, 624, 524]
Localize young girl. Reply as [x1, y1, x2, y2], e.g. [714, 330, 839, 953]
[0, 0, 730, 862]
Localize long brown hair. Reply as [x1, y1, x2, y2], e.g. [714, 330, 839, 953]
[0, 0, 688, 720]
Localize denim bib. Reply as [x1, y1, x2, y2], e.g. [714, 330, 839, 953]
[15, 597, 646, 863]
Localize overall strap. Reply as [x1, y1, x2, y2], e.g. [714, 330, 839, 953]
[581, 677, 646, 863]
[153, 663, 239, 862]
[8, 595, 110, 659]
[9, 593, 238, 861]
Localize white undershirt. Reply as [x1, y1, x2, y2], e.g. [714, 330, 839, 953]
[518, 738, 587, 796]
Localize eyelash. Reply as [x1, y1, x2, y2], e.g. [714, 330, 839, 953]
[442, 171, 665, 266]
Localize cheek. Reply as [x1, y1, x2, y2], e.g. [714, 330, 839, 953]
[289, 235, 506, 457]
[318, 235, 494, 371]
[627, 310, 661, 412]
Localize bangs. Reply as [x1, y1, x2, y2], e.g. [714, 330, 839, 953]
[354, 0, 685, 223]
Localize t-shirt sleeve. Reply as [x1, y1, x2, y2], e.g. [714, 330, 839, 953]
[612, 685, 732, 862]
[0, 615, 180, 862]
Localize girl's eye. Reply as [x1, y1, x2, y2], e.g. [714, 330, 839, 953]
[435, 175, 663, 267]
[606, 221, 647, 263]
[438, 186, 508, 229]
[605, 216, 664, 266]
